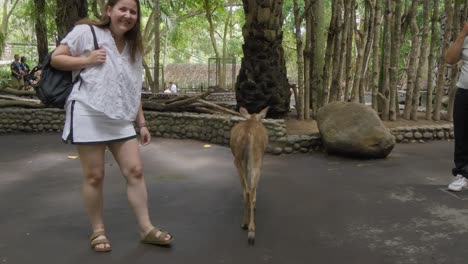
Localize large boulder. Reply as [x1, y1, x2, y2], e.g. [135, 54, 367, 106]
[316, 102, 395, 158]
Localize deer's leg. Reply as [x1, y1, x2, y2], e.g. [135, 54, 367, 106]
[248, 162, 263, 244]
[235, 159, 249, 229]
[248, 187, 257, 244]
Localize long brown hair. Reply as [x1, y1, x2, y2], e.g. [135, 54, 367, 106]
[76, 0, 143, 63]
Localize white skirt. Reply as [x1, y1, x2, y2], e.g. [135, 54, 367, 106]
[62, 100, 136, 144]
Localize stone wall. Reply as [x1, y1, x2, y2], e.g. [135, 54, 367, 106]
[0, 108, 454, 155]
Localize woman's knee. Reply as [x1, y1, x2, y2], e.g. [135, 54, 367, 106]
[84, 168, 105, 186]
[124, 165, 143, 181]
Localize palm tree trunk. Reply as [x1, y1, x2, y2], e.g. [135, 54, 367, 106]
[236, 0, 290, 118]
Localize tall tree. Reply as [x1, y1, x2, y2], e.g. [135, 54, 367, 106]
[34, 0, 48, 63]
[153, 0, 161, 93]
[56, 0, 88, 43]
[371, 0, 382, 110]
[309, 0, 325, 114]
[322, 0, 340, 106]
[410, 0, 431, 120]
[433, 0, 453, 121]
[425, 0, 439, 120]
[402, 0, 419, 120]
[379, 0, 392, 121]
[351, 0, 371, 103]
[446, 0, 463, 121]
[294, 0, 305, 119]
[328, 0, 344, 103]
[236, 0, 290, 118]
[388, 0, 402, 121]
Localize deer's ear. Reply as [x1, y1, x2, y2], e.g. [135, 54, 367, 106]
[239, 107, 250, 118]
[258, 106, 269, 119]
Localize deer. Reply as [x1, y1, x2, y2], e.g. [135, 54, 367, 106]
[229, 106, 269, 244]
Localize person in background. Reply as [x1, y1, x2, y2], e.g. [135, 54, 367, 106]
[446, 22, 468, 192]
[20, 56, 32, 89]
[169, 81, 177, 93]
[10, 54, 24, 90]
[20, 56, 30, 76]
[50, 0, 174, 252]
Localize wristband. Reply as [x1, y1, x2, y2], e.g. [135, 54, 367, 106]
[138, 123, 146, 128]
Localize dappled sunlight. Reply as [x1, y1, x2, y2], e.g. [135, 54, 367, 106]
[0, 151, 80, 188]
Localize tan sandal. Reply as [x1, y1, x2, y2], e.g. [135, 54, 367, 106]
[90, 230, 112, 252]
[141, 227, 174, 246]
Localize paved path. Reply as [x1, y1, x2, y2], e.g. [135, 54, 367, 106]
[0, 133, 467, 264]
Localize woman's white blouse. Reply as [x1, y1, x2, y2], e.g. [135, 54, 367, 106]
[61, 24, 142, 121]
[458, 36, 468, 89]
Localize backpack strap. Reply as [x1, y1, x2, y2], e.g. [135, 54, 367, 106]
[88, 25, 99, 50]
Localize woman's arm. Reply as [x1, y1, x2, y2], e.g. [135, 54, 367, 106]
[446, 22, 468, 65]
[50, 44, 107, 71]
[135, 102, 151, 145]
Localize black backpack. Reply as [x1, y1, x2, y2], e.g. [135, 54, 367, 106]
[34, 25, 99, 109]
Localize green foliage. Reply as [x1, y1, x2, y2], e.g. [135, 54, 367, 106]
[0, 32, 5, 57]
[0, 65, 11, 88]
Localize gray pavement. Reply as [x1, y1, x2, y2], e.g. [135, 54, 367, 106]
[0, 133, 467, 264]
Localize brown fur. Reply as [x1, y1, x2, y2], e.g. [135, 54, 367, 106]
[229, 106, 269, 244]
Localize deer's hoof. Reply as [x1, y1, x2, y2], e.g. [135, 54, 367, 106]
[241, 223, 248, 230]
[248, 232, 255, 245]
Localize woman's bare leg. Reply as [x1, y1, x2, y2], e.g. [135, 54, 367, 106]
[108, 138, 172, 241]
[77, 144, 110, 250]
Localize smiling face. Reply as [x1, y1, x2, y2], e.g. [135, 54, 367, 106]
[106, 0, 138, 37]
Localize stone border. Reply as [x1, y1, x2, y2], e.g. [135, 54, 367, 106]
[0, 108, 454, 155]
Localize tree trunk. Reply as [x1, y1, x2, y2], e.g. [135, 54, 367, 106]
[236, 0, 290, 118]
[329, 0, 344, 103]
[351, 0, 371, 103]
[56, 0, 88, 43]
[371, 0, 382, 111]
[152, 0, 161, 93]
[321, 0, 340, 106]
[342, 0, 353, 101]
[380, 0, 393, 121]
[402, 0, 419, 120]
[447, 0, 462, 122]
[425, 0, 439, 120]
[433, 0, 453, 121]
[358, 0, 375, 104]
[34, 0, 48, 64]
[221, 3, 235, 90]
[204, 0, 221, 87]
[311, 0, 325, 113]
[295, 0, 305, 120]
[410, 0, 431, 120]
[389, 0, 402, 121]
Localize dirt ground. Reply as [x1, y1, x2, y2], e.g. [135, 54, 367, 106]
[286, 113, 453, 135]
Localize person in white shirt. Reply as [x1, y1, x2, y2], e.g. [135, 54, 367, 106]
[169, 81, 177, 93]
[51, 0, 173, 252]
[447, 22, 468, 192]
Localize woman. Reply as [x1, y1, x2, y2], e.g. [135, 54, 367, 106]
[446, 22, 468, 192]
[51, 0, 173, 252]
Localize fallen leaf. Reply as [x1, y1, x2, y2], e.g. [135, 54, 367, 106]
[356, 164, 372, 167]
[203, 144, 212, 148]
[67, 155, 78, 159]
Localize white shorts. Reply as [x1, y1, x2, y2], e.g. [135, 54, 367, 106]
[62, 100, 136, 144]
